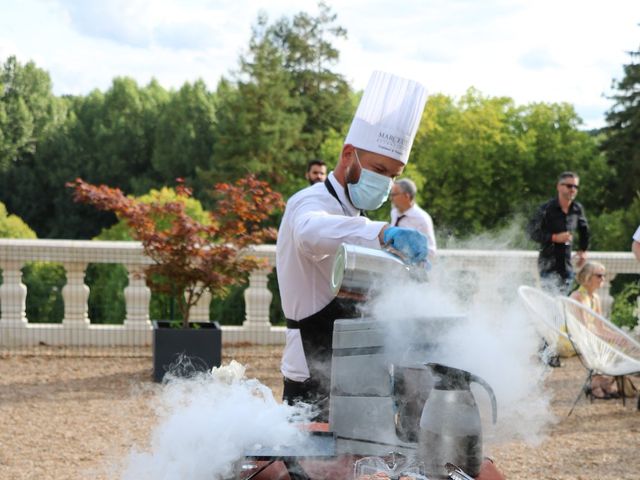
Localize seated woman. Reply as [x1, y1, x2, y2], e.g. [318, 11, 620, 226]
[569, 261, 620, 399]
[570, 261, 605, 318]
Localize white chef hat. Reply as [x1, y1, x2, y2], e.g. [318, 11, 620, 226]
[345, 71, 427, 165]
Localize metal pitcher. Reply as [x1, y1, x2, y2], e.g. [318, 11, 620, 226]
[330, 243, 426, 298]
[418, 363, 497, 479]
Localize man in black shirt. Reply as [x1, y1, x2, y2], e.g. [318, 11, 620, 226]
[528, 171, 590, 294]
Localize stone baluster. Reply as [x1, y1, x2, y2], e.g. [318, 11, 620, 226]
[62, 262, 90, 327]
[598, 272, 615, 318]
[123, 264, 151, 328]
[0, 261, 28, 327]
[189, 286, 212, 323]
[243, 268, 273, 331]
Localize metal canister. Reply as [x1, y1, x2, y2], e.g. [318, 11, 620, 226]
[330, 243, 412, 297]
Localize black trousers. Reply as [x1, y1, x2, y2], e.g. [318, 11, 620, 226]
[283, 297, 359, 423]
[282, 377, 328, 422]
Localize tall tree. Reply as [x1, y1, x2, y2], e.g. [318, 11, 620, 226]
[209, 14, 305, 188]
[408, 90, 603, 237]
[267, 2, 352, 158]
[517, 102, 609, 213]
[206, 3, 352, 195]
[149, 80, 216, 193]
[0, 56, 65, 172]
[415, 91, 524, 234]
[601, 42, 640, 207]
[0, 77, 170, 238]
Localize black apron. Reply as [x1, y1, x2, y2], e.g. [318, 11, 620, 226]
[283, 179, 363, 417]
[286, 296, 359, 390]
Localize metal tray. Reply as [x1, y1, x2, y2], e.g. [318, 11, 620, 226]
[244, 431, 336, 459]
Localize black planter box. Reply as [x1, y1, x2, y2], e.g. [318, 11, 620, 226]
[152, 320, 222, 382]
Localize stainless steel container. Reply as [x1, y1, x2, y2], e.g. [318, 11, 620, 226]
[330, 243, 413, 297]
[329, 315, 467, 457]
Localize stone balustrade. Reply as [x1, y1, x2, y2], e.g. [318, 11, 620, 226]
[0, 239, 638, 348]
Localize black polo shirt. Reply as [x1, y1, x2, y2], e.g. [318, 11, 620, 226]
[528, 197, 590, 278]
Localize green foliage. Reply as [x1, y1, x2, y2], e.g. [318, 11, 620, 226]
[268, 269, 285, 325]
[209, 270, 284, 326]
[0, 56, 65, 172]
[88, 187, 212, 323]
[209, 32, 305, 189]
[601, 45, 640, 208]
[318, 127, 346, 170]
[410, 89, 603, 237]
[85, 263, 127, 324]
[22, 262, 65, 323]
[0, 23, 633, 254]
[205, 3, 352, 197]
[587, 210, 627, 251]
[610, 279, 640, 329]
[0, 77, 171, 239]
[71, 175, 282, 326]
[269, 2, 352, 155]
[97, 186, 211, 239]
[0, 201, 36, 238]
[211, 283, 246, 326]
[588, 193, 640, 251]
[518, 102, 610, 212]
[149, 80, 216, 191]
[0, 204, 64, 323]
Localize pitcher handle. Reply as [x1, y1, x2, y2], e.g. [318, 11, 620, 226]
[470, 373, 498, 424]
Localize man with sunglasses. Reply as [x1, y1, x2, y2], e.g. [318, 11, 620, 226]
[528, 171, 590, 294]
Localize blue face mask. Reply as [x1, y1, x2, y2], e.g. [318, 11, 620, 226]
[347, 149, 393, 210]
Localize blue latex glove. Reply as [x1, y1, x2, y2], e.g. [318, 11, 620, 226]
[383, 226, 428, 265]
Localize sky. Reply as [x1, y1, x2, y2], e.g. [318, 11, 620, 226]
[1, 0, 638, 130]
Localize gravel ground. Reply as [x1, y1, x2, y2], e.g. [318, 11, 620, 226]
[1, 346, 639, 480]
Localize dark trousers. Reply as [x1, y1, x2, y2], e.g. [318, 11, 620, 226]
[283, 297, 359, 423]
[540, 270, 574, 295]
[282, 377, 328, 422]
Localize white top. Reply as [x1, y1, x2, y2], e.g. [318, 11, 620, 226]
[390, 204, 437, 259]
[276, 172, 387, 381]
[633, 225, 640, 242]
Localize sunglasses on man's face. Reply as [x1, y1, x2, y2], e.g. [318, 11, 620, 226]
[561, 183, 579, 190]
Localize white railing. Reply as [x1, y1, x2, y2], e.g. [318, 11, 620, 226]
[1, 239, 639, 347]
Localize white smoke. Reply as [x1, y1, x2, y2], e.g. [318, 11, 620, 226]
[364, 243, 555, 447]
[120, 361, 310, 480]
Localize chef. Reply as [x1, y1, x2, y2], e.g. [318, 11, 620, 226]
[276, 71, 429, 420]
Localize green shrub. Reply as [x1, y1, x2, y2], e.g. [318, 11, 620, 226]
[88, 186, 212, 323]
[208, 270, 284, 326]
[0, 202, 36, 239]
[86, 263, 127, 324]
[588, 193, 640, 251]
[22, 262, 65, 323]
[0, 202, 65, 323]
[610, 279, 640, 329]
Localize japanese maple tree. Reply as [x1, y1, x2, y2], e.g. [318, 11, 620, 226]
[68, 175, 283, 328]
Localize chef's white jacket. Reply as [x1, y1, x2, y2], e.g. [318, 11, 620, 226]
[391, 204, 437, 259]
[277, 172, 387, 381]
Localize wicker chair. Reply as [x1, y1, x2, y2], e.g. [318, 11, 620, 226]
[517, 286, 572, 363]
[558, 296, 640, 415]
